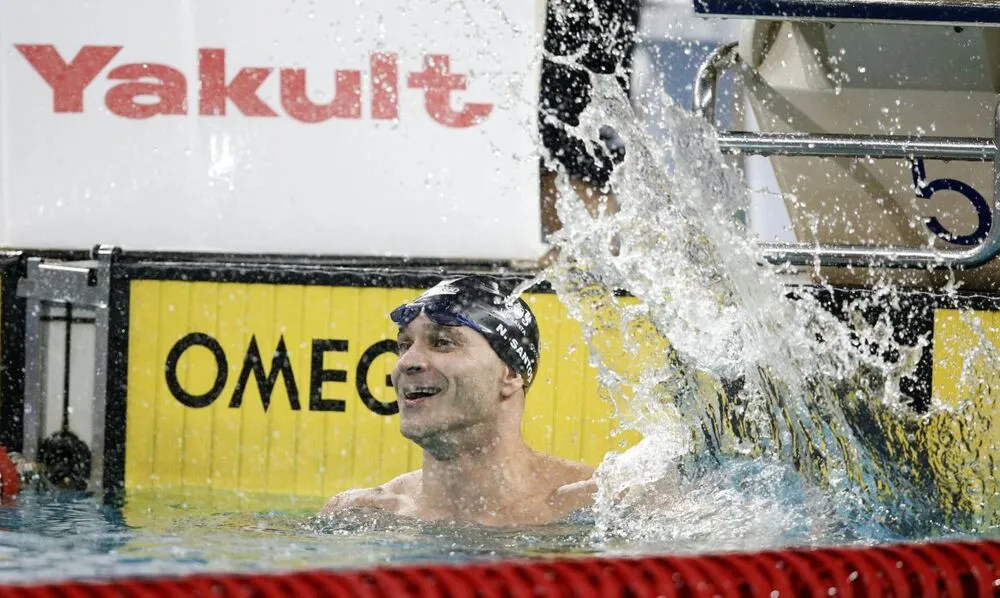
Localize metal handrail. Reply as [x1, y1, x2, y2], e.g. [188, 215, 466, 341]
[694, 42, 1000, 270]
[717, 132, 995, 161]
[693, 42, 742, 126]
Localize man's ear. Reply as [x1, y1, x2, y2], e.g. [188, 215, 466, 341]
[499, 366, 524, 399]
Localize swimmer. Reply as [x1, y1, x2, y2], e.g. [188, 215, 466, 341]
[323, 276, 596, 526]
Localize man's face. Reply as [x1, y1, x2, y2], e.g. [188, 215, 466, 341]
[391, 313, 508, 448]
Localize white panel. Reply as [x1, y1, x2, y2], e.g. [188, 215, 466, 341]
[1, 1, 545, 259]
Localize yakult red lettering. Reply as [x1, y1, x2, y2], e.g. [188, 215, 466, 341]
[197, 48, 276, 117]
[14, 44, 493, 127]
[16, 44, 121, 112]
[406, 55, 493, 127]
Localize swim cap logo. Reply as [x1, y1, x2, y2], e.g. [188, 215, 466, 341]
[498, 301, 533, 328]
[513, 303, 533, 326]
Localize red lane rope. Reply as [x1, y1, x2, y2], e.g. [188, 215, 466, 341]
[1, 540, 998, 597]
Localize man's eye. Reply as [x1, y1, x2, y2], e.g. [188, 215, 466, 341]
[433, 337, 453, 348]
[396, 341, 411, 354]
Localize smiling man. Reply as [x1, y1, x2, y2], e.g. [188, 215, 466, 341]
[322, 275, 595, 526]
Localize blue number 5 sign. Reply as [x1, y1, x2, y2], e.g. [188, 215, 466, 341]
[910, 157, 991, 246]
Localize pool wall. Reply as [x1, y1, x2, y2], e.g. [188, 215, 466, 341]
[0, 250, 999, 523]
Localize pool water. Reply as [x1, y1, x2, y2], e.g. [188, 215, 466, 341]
[0, 489, 595, 584]
[3, 450, 994, 586]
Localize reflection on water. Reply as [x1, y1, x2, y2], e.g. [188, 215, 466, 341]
[0, 489, 600, 584]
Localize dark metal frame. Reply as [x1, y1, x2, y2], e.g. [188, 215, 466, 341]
[693, 0, 1000, 26]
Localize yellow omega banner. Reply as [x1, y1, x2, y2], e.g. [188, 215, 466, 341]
[124, 280, 639, 498]
[926, 308, 1000, 523]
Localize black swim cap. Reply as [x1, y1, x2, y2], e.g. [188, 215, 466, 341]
[390, 276, 540, 388]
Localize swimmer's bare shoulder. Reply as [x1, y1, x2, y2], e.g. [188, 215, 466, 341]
[321, 471, 420, 516]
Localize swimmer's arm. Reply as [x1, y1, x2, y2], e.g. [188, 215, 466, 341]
[321, 473, 417, 515]
[549, 477, 598, 515]
[322, 488, 367, 514]
[322, 487, 397, 514]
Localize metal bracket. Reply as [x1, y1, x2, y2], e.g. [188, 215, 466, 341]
[694, 42, 1000, 270]
[17, 245, 118, 494]
[17, 260, 104, 306]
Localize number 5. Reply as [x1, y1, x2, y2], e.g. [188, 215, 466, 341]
[910, 157, 991, 246]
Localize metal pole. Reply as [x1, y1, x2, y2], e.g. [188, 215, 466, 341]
[62, 303, 72, 432]
[21, 293, 43, 461]
[89, 245, 115, 493]
[716, 131, 996, 161]
[693, 42, 739, 125]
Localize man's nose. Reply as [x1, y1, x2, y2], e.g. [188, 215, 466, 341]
[395, 344, 429, 375]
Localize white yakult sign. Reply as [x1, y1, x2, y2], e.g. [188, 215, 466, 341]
[2, 1, 545, 259]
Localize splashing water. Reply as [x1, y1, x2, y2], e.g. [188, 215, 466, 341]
[537, 72, 999, 547]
